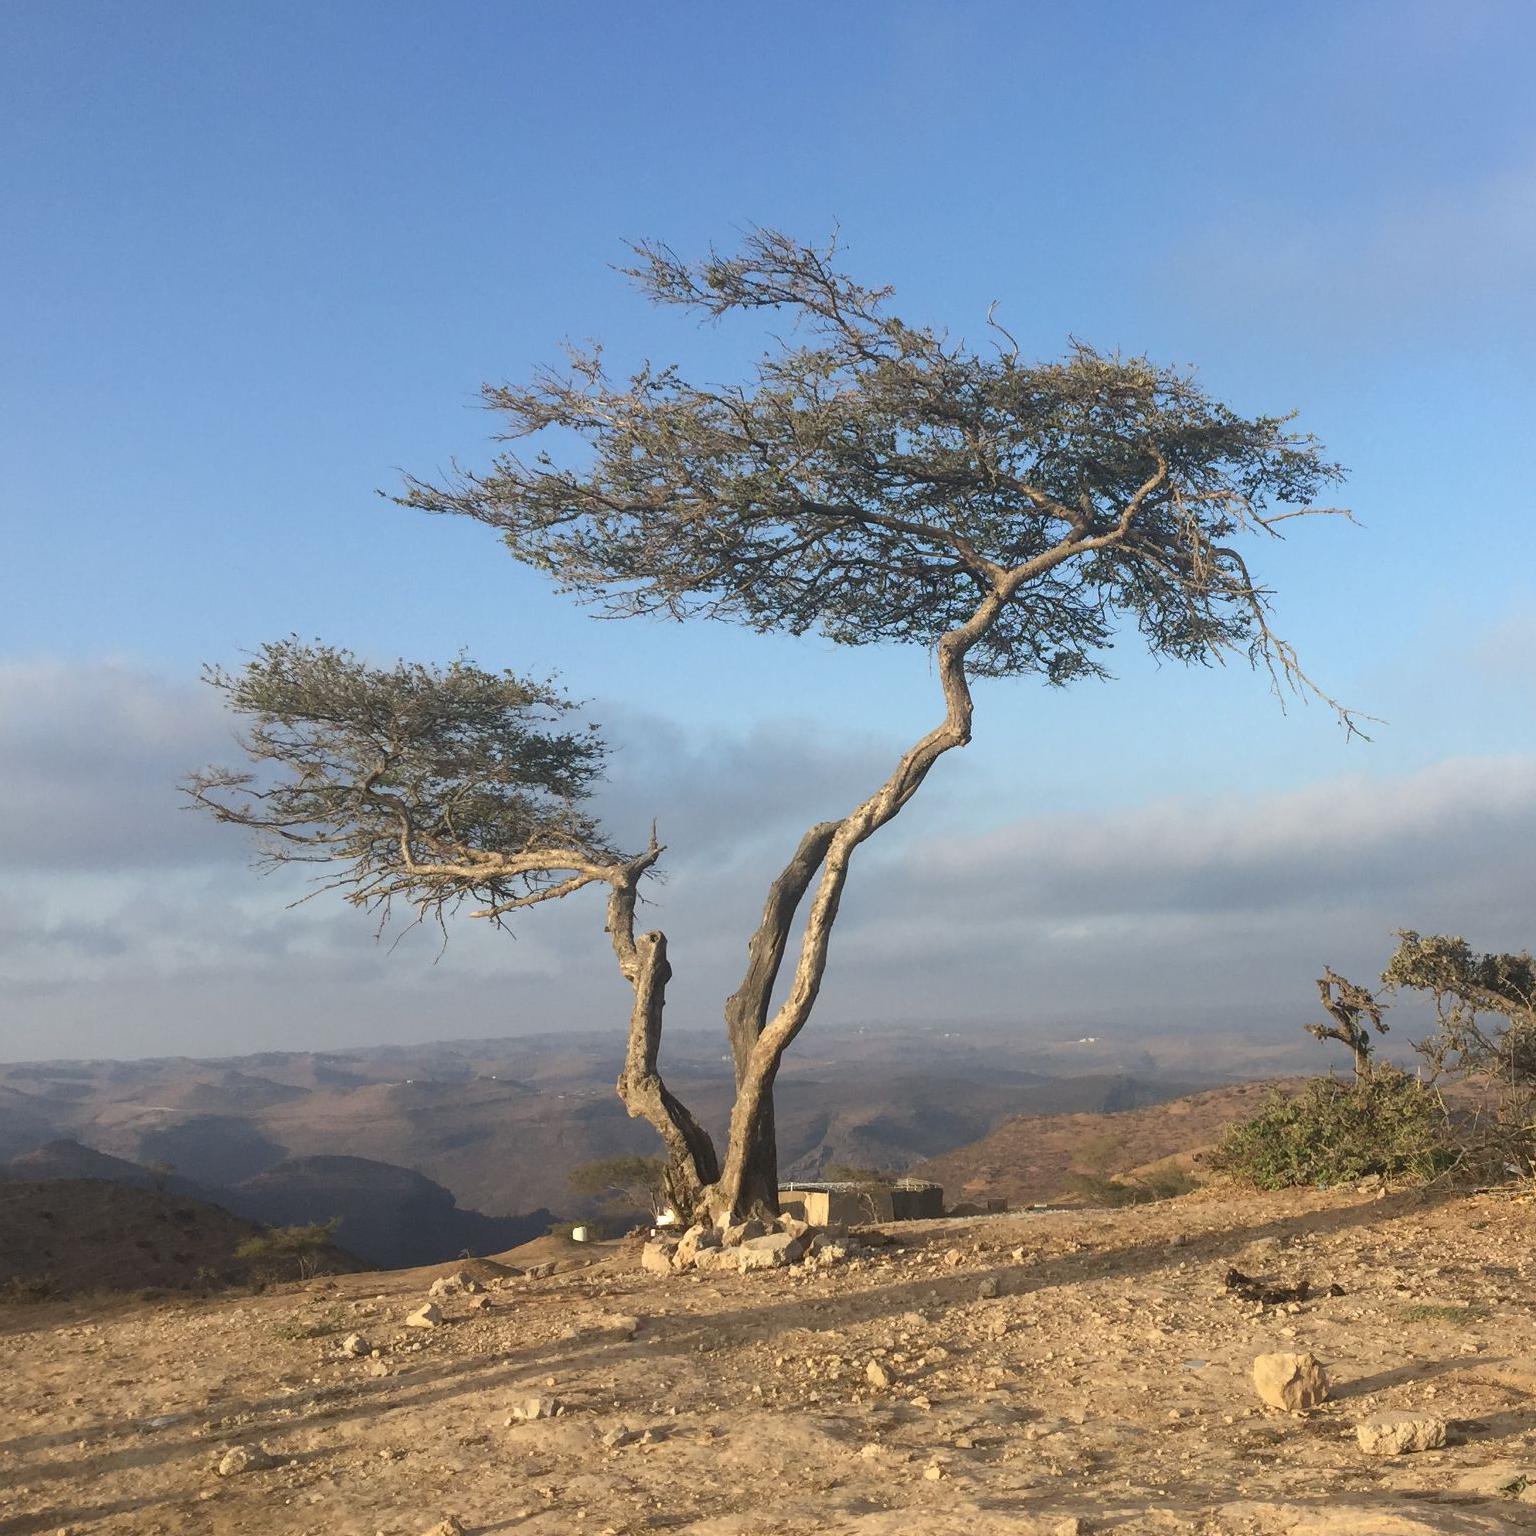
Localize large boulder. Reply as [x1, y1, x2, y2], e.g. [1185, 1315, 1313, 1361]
[675, 1223, 722, 1269]
[640, 1239, 676, 1275]
[1355, 1414, 1447, 1455]
[735, 1231, 807, 1271]
[1252, 1351, 1329, 1412]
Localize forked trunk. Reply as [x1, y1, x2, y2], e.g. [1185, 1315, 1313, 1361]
[715, 1062, 781, 1222]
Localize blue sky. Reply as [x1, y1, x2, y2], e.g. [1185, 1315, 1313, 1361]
[2, 2, 1533, 1059]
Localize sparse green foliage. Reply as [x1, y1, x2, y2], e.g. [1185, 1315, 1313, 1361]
[184, 641, 613, 929]
[1209, 1070, 1451, 1190]
[1383, 930, 1536, 1084]
[235, 1219, 341, 1279]
[1397, 1302, 1486, 1326]
[402, 228, 1355, 708]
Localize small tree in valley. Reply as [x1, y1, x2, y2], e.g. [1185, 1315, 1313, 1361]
[568, 1155, 672, 1222]
[188, 230, 1359, 1227]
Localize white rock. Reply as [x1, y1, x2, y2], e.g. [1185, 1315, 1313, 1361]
[405, 1303, 443, 1329]
[1355, 1413, 1447, 1455]
[640, 1240, 676, 1275]
[216, 1444, 274, 1477]
[508, 1394, 561, 1422]
[1252, 1350, 1329, 1412]
[866, 1359, 893, 1389]
[339, 1332, 369, 1357]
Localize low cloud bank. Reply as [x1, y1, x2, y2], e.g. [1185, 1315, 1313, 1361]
[1, 659, 1531, 1058]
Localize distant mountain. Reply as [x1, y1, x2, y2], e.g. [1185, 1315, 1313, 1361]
[0, 1177, 359, 1296]
[8, 1137, 182, 1188]
[0, 1023, 1274, 1234]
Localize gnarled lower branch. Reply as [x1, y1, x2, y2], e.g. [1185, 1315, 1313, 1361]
[606, 842, 720, 1210]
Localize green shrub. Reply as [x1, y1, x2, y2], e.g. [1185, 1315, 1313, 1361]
[234, 1220, 340, 1278]
[1209, 1070, 1451, 1190]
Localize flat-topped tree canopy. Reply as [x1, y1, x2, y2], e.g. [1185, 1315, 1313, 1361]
[402, 228, 1349, 699]
[184, 640, 619, 927]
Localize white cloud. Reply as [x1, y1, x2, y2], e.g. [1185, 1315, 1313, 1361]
[2, 658, 1532, 1058]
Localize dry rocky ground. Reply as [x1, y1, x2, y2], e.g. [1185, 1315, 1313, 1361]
[2, 1185, 1534, 1535]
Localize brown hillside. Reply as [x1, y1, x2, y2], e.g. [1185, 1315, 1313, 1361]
[916, 1078, 1307, 1206]
[0, 1179, 360, 1297]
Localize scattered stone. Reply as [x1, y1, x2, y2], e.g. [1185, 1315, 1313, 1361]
[608, 1313, 642, 1339]
[1472, 1357, 1536, 1397]
[216, 1444, 274, 1477]
[977, 1277, 1000, 1299]
[508, 1395, 561, 1422]
[723, 1218, 768, 1245]
[428, 1271, 478, 1298]
[466, 1293, 492, 1311]
[943, 1248, 965, 1267]
[339, 1332, 369, 1358]
[1252, 1351, 1329, 1412]
[866, 1359, 892, 1390]
[1356, 1413, 1448, 1455]
[923, 1461, 944, 1480]
[601, 1426, 637, 1448]
[423, 1520, 465, 1536]
[1053, 1521, 1085, 1536]
[640, 1241, 676, 1276]
[405, 1303, 443, 1330]
[366, 1359, 390, 1378]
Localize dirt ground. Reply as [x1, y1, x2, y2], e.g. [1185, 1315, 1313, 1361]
[2, 1184, 1534, 1535]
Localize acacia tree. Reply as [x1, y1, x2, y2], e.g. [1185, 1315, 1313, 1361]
[1305, 967, 1388, 1080]
[1384, 930, 1536, 1085]
[189, 230, 1359, 1226]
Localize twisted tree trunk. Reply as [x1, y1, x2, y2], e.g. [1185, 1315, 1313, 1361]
[605, 847, 719, 1216]
[708, 584, 1009, 1222]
